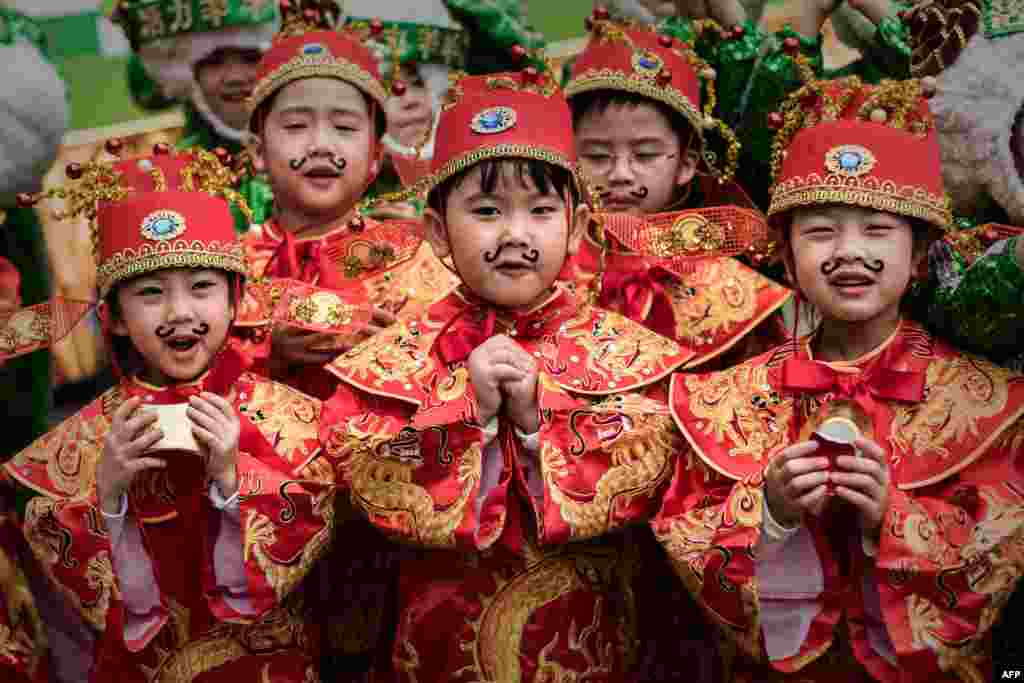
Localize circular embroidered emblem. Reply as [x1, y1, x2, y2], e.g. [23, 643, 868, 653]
[140, 210, 186, 241]
[301, 42, 328, 56]
[655, 214, 725, 256]
[470, 107, 517, 135]
[631, 50, 664, 77]
[825, 145, 877, 178]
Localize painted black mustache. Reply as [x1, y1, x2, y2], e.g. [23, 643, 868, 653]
[821, 256, 885, 276]
[594, 186, 650, 200]
[155, 322, 210, 338]
[288, 155, 347, 172]
[483, 245, 540, 264]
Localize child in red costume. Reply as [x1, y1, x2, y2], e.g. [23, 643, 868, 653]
[0, 148, 335, 682]
[653, 76, 1024, 682]
[235, 4, 457, 401]
[565, 14, 792, 369]
[317, 66, 719, 682]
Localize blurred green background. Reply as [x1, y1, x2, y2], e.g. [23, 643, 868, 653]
[64, 0, 594, 130]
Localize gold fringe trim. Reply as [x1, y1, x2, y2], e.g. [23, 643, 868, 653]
[249, 57, 388, 115]
[768, 173, 952, 229]
[97, 242, 248, 295]
[565, 68, 708, 144]
[421, 144, 583, 198]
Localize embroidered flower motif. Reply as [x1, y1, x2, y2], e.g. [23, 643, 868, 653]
[825, 145, 877, 178]
[140, 210, 187, 241]
[470, 107, 517, 135]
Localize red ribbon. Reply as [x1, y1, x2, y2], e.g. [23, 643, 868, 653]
[435, 305, 498, 366]
[433, 290, 570, 366]
[781, 357, 925, 441]
[265, 230, 346, 291]
[598, 264, 676, 340]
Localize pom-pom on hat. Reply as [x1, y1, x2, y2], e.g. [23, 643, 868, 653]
[246, 0, 387, 128]
[564, 9, 740, 182]
[767, 76, 951, 232]
[420, 65, 584, 198]
[18, 144, 248, 297]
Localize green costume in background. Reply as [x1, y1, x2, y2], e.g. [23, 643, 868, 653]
[0, 7, 66, 458]
[343, 0, 545, 203]
[658, 12, 911, 209]
[108, 0, 278, 230]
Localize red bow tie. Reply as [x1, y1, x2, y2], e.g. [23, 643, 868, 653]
[434, 291, 566, 366]
[266, 230, 344, 290]
[781, 357, 925, 442]
[598, 264, 676, 340]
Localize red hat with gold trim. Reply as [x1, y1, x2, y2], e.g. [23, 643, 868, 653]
[422, 67, 583, 197]
[767, 76, 952, 231]
[4, 143, 248, 362]
[247, 0, 388, 130]
[19, 144, 249, 297]
[564, 10, 739, 181]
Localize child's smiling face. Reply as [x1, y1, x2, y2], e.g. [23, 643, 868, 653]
[785, 204, 924, 326]
[111, 268, 235, 386]
[254, 77, 381, 229]
[425, 160, 588, 311]
[575, 98, 697, 215]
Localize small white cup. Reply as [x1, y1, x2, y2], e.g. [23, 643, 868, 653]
[146, 403, 201, 454]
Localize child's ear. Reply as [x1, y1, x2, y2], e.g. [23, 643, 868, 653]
[246, 132, 266, 174]
[567, 202, 591, 256]
[674, 149, 699, 188]
[369, 142, 384, 179]
[104, 302, 129, 337]
[780, 241, 797, 288]
[423, 207, 451, 259]
[911, 237, 930, 281]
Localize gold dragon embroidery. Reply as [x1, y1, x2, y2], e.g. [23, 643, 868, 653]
[685, 364, 793, 463]
[338, 414, 480, 547]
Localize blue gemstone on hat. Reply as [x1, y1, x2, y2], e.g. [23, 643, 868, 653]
[152, 217, 176, 235]
[303, 43, 325, 55]
[479, 111, 503, 130]
[638, 55, 658, 69]
[839, 151, 862, 171]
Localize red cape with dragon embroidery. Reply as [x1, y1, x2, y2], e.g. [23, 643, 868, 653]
[654, 321, 1024, 682]
[319, 286, 719, 682]
[567, 208, 792, 368]
[233, 215, 459, 398]
[1, 349, 335, 682]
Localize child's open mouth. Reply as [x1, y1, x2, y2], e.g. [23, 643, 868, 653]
[166, 336, 199, 352]
[304, 165, 342, 189]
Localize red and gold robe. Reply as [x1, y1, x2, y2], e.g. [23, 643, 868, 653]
[567, 208, 792, 368]
[652, 321, 1024, 682]
[0, 347, 335, 683]
[234, 216, 457, 680]
[234, 216, 458, 399]
[320, 285, 719, 682]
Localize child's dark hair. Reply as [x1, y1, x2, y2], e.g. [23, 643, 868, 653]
[427, 158, 580, 217]
[249, 87, 387, 139]
[568, 90, 696, 150]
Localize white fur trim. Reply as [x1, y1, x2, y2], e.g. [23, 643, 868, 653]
[0, 40, 68, 206]
[189, 79, 245, 142]
[931, 32, 1024, 224]
[137, 23, 277, 101]
[342, 0, 455, 28]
